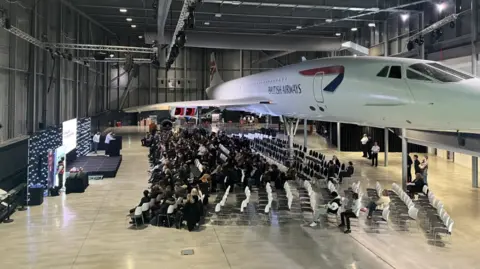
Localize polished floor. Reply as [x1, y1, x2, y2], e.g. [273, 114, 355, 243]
[0, 126, 478, 269]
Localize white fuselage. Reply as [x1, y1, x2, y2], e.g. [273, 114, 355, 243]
[207, 56, 480, 131]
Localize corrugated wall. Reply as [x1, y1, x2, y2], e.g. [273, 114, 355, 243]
[0, 0, 108, 142]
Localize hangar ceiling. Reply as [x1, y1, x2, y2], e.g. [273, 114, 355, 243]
[74, 0, 428, 41]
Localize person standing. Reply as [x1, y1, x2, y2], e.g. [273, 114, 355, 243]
[360, 134, 368, 157]
[413, 155, 421, 174]
[371, 142, 380, 167]
[407, 154, 413, 182]
[420, 156, 429, 185]
[105, 132, 115, 156]
[92, 132, 100, 154]
[366, 136, 373, 159]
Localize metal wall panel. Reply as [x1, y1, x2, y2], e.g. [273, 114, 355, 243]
[0, 0, 108, 140]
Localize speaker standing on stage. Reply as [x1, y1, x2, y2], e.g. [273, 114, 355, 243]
[105, 132, 115, 156]
[371, 142, 380, 167]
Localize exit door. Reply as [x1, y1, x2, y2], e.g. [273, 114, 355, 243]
[313, 72, 324, 103]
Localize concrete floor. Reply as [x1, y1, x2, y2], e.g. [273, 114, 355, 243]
[0, 126, 478, 269]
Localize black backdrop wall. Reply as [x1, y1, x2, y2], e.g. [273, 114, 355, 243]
[319, 122, 427, 153]
[0, 138, 28, 192]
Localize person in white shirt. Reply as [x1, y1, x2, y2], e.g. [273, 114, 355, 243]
[371, 142, 380, 167]
[339, 192, 360, 234]
[419, 156, 429, 185]
[105, 132, 115, 156]
[360, 134, 368, 158]
[92, 132, 101, 154]
[367, 190, 390, 219]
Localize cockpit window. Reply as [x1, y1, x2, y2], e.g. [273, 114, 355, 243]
[409, 63, 462, 83]
[388, 66, 402, 79]
[377, 66, 389, 77]
[407, 69, 432, 81]
[427, 63, 474, 79]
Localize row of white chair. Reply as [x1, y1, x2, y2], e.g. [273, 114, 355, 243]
[420, 187, 454, 242]
[265, 183, 273, 213]
[284, 182, 293, 210]
[215, 185, 232, 212]
[327, 181, 337, 194]
[351, 181, 360, 194]
[303, 180, 317, 212]
[240, 187, 251, 212]
[391, 183, 419, 223]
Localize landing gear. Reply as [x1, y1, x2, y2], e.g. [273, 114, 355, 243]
[281, 116, 300, 161]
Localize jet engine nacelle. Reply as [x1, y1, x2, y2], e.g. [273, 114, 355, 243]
[170, 107, 197, 118]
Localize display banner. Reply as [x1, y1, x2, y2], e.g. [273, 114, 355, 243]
[62, 118, 78, 153]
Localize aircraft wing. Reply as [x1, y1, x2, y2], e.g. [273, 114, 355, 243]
[123, 97, 272, 113]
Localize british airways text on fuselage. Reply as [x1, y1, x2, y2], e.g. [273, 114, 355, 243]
[267, 84, 302, 95]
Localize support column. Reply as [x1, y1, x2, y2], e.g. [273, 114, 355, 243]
[383, 20, 388, 57]
[148, 64, 152, 104]
[473, 157, 478, 188]
[303, 119, 307, 149]
[27, 1, 38, 134]
[401, 128, 408, 190]
[419, 12, 425, 59]
[472, 0, 478, 76]
[239, 50, 243, 77]
[116, 61, 120, 110]
[336, 122, 341, 151]
[54, 1, 62, 125]
[265, 115, 269, 129]
[384, 128, 389, 167]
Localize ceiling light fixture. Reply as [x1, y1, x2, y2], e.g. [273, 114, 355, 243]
[215, 13, 222, 18]
[138, 35, 143, 39]
[436, 2, 447, 13]
[296, 26, 302, 29]
[351, 27, 358, 31]
[368, 22, 375, 27]
[325, 19, 333, 23]
[109, 54, 114, 58]
[335, 32, 341, 36]
[119, 8, 127, 13]
[204, 21, 210, 25]
[401, 13, 410, 22]
[126, 18, 132, 22]
[131, 25, 136, 28]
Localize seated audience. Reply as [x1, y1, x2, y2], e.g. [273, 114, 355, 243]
[366, 189, 390, 219]
[338, 161, 354, 183]
[407, 173, 425, 198]
[339, 192, 360, 234]
[310, 191, 342, 227]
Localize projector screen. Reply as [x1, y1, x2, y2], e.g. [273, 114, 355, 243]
[62, 118, 77, 153]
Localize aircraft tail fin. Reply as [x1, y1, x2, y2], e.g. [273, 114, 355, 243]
[209, 52, 224, 87]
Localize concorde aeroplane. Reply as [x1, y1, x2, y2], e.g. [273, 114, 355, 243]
[125, 53, 480, 131]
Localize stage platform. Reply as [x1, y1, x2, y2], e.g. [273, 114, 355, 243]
[67, 155, 122, 178]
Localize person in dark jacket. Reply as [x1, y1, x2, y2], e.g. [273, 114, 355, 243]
[327, 161, 336, 182]
[338, 161, 354, 183]
[407, 173, 425, 198]
[129, 190, 150, 214]
[407, 154, 413, 183]
[413, 155, 421, 174]
[183, 194, 201, 231]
